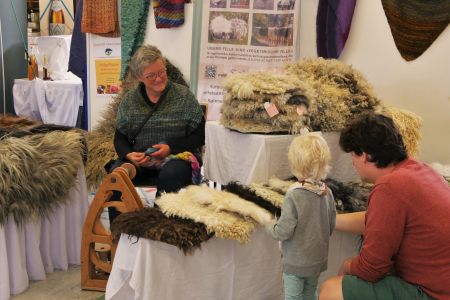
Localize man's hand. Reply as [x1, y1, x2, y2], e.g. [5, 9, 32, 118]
[338, 257, 354, 276]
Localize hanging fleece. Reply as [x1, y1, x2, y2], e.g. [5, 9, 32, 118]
[153, 0, 191, 29]
[316, 0, 357, 58]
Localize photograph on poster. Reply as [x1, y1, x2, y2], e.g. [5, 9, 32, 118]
[231, 0, 250, 9]
[253, 0, 274, 10]
[208, 12, 249, 45]
[251, 13, 294, 47]
[210, 0, 227, 8]
[277, 0, 296, 10]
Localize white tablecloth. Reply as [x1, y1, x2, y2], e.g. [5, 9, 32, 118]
[0, 167, 89, 300]
[204, 121, 359, 185]
[13, 76, 83, 127]
[106, 228, 284, 300]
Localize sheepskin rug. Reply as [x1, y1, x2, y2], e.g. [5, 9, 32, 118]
[284, 58, 382, 132]
[156, 185, 274, 243]
[86, 60, 189, 190]
[220, 71, 315, 134]
[110, 207, 213, 254]
[0, 116, 86, 225]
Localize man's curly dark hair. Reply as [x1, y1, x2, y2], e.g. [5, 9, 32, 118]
[339, 112, 407, 168]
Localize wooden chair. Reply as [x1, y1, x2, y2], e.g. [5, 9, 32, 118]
[81, 163, 143, 291]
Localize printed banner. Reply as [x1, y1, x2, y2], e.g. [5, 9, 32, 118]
[197, 0, 299, 120]
[90, 34, 122, 95]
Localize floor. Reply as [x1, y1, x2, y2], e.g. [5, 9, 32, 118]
[11, 265, 104, 300]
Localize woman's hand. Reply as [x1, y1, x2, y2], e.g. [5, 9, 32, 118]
[149, 143, 171, 159]
[126, 152, 149, 166]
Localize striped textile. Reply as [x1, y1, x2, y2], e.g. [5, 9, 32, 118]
[381, 0, 450, 61]
[153, 0, 191, 29]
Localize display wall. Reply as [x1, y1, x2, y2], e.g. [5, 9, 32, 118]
[88, 1, 450, 164]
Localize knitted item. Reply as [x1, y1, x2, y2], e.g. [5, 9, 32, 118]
[381, 0, 450, 61]
[81, 0, 120, 36]
[153, 0, 191, 29]
[120, 0, 151, 79]
[316, 0, 356, 59]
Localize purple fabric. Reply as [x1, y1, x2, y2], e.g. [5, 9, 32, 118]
[316, 0, 356, 58]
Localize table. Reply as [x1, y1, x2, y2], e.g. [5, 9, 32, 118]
[204, 121, 359, 184]
[0, 167, 89, 300]
[13, 76, 83, 127]
[105, 228, 284, 300]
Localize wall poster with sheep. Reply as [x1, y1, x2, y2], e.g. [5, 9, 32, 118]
[198, 0, 300, 121]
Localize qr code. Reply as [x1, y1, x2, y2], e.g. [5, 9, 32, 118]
[204, 65, 217, 79]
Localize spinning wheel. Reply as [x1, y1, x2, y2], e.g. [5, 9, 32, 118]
[81, 163, 143, 291]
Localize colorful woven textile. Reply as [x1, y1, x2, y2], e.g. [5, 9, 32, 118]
[316, 0, 357, 59]
[120, 0, 151, 79]
[165, 151, 201, 184]
[381, 0, 450, 61]
[81, 0, 120, 36]
[153, 0, 191, 29]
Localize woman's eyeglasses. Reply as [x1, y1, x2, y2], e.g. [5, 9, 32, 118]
[144, 69, 167, 81]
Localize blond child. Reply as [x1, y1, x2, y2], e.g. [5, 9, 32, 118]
[266, 132, 336, 300]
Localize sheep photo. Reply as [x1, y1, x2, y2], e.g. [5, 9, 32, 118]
[251, 13, 294, 47]
[230, 0, 250, 9]
[210, 0, 227, 8]
[208, 12, 249, 45]
[277, 0, 296, 10]
[253, 0, 274, 10]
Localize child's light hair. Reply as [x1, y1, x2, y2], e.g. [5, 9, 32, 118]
[288, 132, 331, 181]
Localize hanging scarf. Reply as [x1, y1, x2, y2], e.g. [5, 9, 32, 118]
[381, 0, 450, 61]
[120, 0, 151, 79]
[316, 0, 357, 58]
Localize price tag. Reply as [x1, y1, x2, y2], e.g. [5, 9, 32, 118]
[264, 102, 279, 118]
[297, 105, 307, 116]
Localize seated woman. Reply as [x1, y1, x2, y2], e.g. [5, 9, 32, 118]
[109, 44, 205, 196]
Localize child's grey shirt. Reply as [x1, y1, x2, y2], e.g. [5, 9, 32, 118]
[266, 182, 336, 277]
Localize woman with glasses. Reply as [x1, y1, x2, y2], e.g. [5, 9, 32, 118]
[110, 44, 205, 199]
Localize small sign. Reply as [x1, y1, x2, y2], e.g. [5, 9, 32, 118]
[264, 102, 279, 118]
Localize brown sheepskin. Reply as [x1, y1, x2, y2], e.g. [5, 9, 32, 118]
[110, 207, 213, 254]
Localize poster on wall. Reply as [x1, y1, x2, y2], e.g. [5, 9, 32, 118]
[95, 59, 121, 95]
[197, 0, 299, 120]
[90, 34, 122, 95]
[39, 0, 75, 36]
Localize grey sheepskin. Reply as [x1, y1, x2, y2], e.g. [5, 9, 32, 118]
[324, 178, 371, 212]
[220, 72, 315, 134]
[110, 207, 213, 254]
[0, 128, 85, 225]
[284, 58, 382, 132]
[86, 59, 188, 190]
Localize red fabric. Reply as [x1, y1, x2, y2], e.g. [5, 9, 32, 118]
[350, 158, 450, 300]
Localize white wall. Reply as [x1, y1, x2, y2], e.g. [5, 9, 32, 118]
[88, 4, 194, 130]
[300, 0, 450, 164]
[89, 1, 449, 163]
